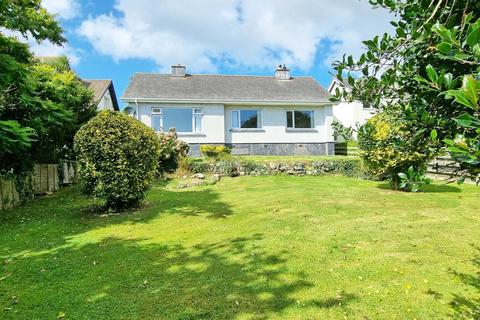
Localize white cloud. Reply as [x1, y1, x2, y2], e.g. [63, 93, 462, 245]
[78, 0, 393, 73]
[42, 0, 81, 20]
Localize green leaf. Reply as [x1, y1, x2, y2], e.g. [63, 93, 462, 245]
[466, 25, 480, 48]
[436, 42, 452, 54]
[398, 172, 408, 180]
[462, 75, 479, 109]
[443, 73, 453, 89]
[454, 113, 480, 128]
[432, 23, 453, 43]
[407, 166, 414, 177]
[426, 65, 438, 83]
[430, 129, 438, 141]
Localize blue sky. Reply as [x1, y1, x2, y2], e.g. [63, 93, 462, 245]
[29, 0, 392, 108]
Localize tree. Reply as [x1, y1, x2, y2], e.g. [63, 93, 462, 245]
[332, 0, 479, 185]
[0, 0, 65, 45]
[0, 0, 95, 173]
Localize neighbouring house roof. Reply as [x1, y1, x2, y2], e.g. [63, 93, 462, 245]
[35, 56, 71, 70]
[122, 73, 331, 105]
[328, 78, 352, 94]
[82, 79, 120, 111]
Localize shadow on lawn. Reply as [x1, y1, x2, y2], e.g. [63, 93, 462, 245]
[376, 182, 461, 193]
[449, 244, 480, 319]
[1, 233, 356, 319]
[0, 183, 359, 318]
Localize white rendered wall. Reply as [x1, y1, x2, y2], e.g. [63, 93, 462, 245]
[224, 105, 334, 144]
[332, 102, 375, 141]
[96, 91, 114, 111]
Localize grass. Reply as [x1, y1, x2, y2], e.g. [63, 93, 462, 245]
[0, 175, 479, 319]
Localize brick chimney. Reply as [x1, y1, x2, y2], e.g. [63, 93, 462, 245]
[171, 64, 186, 77]
[275, 64, 291, 80]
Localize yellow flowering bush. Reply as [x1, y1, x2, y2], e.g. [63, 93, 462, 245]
[358, 112, 430, 188]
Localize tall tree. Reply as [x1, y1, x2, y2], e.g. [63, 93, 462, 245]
[332, 0, 479, 184]
[0, 0, 95, 173]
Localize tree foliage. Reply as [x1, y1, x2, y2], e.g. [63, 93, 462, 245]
[332, 0, 480, 185]
[0, 0, 65, 45]
[0, 0, 95, 173]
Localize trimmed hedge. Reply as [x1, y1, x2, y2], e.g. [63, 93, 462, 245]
[189, 157, 363, 178]
[74, 111, 160, 209]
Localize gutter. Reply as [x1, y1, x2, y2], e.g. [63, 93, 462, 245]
[121, 97, 333, 107]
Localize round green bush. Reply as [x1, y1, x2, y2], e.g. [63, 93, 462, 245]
[74, 111, 160, 209]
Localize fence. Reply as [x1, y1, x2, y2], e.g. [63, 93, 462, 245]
[0, 163, 76, 210]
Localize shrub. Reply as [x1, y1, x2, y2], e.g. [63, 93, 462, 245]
[178, 156, 194, 174]
[158, 129, 189, 173]
[331, 120, 355, 142]
[398, 166, 431, 192]
[200, 145, 231, 159]
[358, 112, 431, 189]
[74, 111, 160, 209]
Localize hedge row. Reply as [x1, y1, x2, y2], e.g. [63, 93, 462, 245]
[187, 157, 363, 178]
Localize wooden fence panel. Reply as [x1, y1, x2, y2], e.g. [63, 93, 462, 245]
[1, 163, 76, 211]
[0, 177, 14, 210]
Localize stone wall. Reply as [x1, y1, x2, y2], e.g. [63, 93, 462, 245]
[189, 142, 335, 157]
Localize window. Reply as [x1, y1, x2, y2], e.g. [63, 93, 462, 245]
[151, 108, 162, 132]
[231, 110, 261, 129]
[150, 107, 203, 133]
[286, 110, 314, 129]
[193, 108, 203, 133]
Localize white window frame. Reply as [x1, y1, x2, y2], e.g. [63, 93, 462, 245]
[193, 108, 203, 133]
[151, 107, 203, 134]
[231, 109, 262, 129]
[151, 107, 163, 132]
[286, 110, 314, 129]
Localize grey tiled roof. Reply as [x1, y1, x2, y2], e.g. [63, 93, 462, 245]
[122, 73, 331, 103]
[82, 79, 120, 111]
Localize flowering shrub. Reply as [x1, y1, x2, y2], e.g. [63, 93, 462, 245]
[358, 112, 431, 189]
[157, 129, 189, 173]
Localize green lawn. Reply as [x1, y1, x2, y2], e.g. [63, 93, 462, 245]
[0, 176, 479, 319]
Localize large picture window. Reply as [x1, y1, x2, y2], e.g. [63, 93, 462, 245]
[286, 110, 314, 129]
[231, 110, 261, 129]
[151, 107, 202, 133]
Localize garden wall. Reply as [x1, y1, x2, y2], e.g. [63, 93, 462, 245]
[0, 163, 76, 210]
[188, 157, 363, 178]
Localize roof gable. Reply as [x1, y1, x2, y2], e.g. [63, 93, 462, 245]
[83, 79, 120, 111]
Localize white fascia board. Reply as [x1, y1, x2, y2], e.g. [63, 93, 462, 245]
[121, 97, 333, 107]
